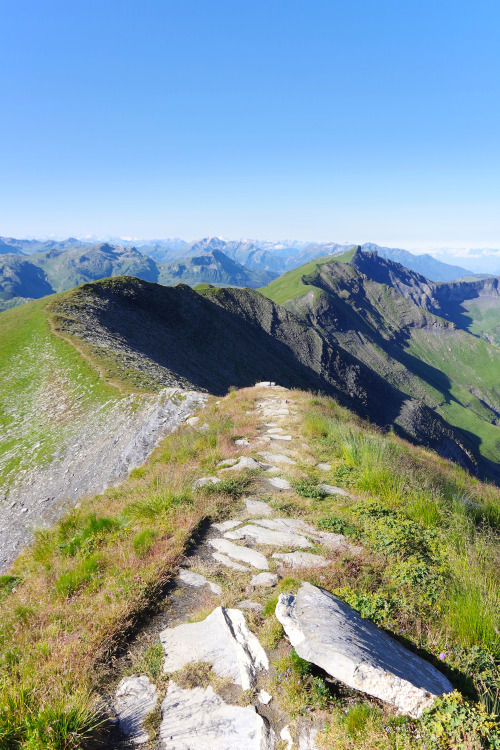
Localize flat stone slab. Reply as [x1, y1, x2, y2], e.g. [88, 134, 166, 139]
[276, 583, 454, 717]
[160, 607, 268, 690]
[212, 552, 250, 572]
[186, 416, 200, 426]
[235, 438, 250, 446]
[245, 498, 273, 516]
[316, 483, 350, 497]
[270, 434, 293, 441]
[178, 568, 222, 595]
[225, 524, 313, 549]
[261, 477, 292, 491]
[193, 476, 221, 488]
[316, 463, 332, 471]
[255, 381, 277, 387]
[257, 451, 296, 465]
[272, 552, 329, 568]
[160, 682, 274, 749]
[209, 538, 269, 569]
[114, 675, 158, 745]
[266, 427, 283, 433]
[251, 572, 278, 587]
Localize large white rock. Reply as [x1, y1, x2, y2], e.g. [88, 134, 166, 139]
[114, 675, 158, 745]
[178, 568, 222, 595]
[272, 552, 329, 568]
[225, 524, 313, 549]
[160, 682, 274, 749]
[209, 538, 269, 569]
[219, 456, 272, 473]
[276, 583, 454, 717]
[160, 607, 268, 690]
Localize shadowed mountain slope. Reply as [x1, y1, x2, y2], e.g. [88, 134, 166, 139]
[261, 248, 500, 474]
[49, 276, 480, 477]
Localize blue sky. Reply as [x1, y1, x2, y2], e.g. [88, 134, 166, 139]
[1, 0, 499, 255]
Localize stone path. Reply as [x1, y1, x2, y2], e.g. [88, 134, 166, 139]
[111, 384, 452, 748]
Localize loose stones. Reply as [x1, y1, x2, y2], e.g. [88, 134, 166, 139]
[160, 607, 268, 690]
[276, 583, 454, 717]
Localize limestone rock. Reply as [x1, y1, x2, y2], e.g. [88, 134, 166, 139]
[257, 451, 296, 464]
[212, 552, 251, 572]
[316, 483, 350, 497]
[245, 497, 273, 516]
[160, 607, 268, 690]
[186, 416, 200, 426]
[272, 552, 329, 568]
[178, 568, 222, 595]
[251, 572, 278, 587]
[266, 427, 283, 433]
[235, 438, 250, 446]
[225, 524, 313, 549]
[276, 583, 454, 717]
[160, 682, 273, 749]
[209, 538, 269, 569]
[316, 463, 332, 471]
[270, 434, 293, 441]
[114, 675, 158, 745]
[255, 381, 276, 387]
[253, 519, 361, 556]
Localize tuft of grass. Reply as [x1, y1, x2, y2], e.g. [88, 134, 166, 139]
[55, 554, 104, 598]
[133, 529, 157, 558]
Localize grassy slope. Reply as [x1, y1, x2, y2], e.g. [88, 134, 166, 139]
[463, 298, 500, 347]
[259, 247, 357, 304]
[0, 387, 498, 749]
[0, 296, 120, 488]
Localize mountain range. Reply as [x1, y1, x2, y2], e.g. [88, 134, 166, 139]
[0, 243, 277, 310]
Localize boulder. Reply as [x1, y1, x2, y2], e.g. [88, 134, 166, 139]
[276, 583, 454, 717]
[160, 682, 274, 749]
[160, 607, 268, 690]
[114, 675, 158, 745]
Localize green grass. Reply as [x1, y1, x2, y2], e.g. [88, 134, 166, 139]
[259, 247, 357, 305]
[0, 297, 120, 487]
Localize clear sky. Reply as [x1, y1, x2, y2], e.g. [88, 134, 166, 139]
[1, 0, 499, 252]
